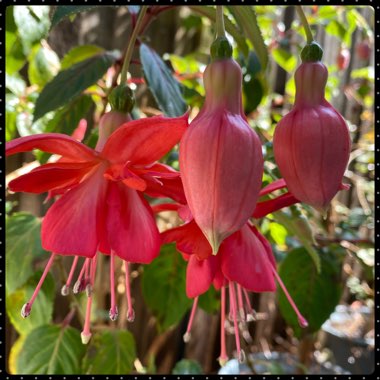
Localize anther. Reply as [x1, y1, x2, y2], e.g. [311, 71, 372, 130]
[183, 332, 191, 343]
[127, 308, 135, 322]
[81, 332, 92, 345]
[21, 303, 31, 318]
[109, 306, 119, 321]
[61, 284, 70, 296]
[238, 349, 246, 364]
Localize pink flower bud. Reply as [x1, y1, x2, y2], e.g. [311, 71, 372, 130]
[356, 40, 371, 61]
[180, 58, 263, 253]
[336, 48, 350, 71]
[273, 62, 351, 211]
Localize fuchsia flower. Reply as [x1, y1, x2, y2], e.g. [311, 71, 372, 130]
[273, 59, 351, 211]
[179, 57, 263, 254]
[155, 179, 306, 365]
[6, 110, 188, 343]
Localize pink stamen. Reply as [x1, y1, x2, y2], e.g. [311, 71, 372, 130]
[109, 251, 118, 321]
[81, 295, 93, 345]
[237, 284, 246, 321]
[21, 253, 56, 318]
[218, 285, 228, 366]
[183, 296, 198, 343]
[270, 267, 308, 328]
[229, 282, 245, 363]
[61, 256, 79, 296]
[124, 261, 135, 322]
[242, 288, 256, 321]
[73, 258, 90, 294]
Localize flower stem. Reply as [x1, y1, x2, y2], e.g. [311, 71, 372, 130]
[120, 6, 148, 85]
[216, 6, 226, 38]
[296, 6, 313, 44]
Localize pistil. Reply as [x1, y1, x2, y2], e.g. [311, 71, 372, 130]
[183, 296, 199, 342]
[109, 251, 118, 321]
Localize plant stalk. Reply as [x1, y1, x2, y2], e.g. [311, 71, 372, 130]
[120, 6, 148, 85]
[216, 6, 226, 38]
[296, 6, 313, 44]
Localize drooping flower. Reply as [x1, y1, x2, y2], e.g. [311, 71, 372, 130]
[155, 180, 306, 365]
[6, 110, 188, 343]
[179, 38, 263, 254]
[273, 43, 351, 212]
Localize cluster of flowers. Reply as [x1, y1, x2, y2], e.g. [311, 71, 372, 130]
[6, 36, 350, 364]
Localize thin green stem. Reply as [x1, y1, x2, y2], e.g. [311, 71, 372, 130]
[120, 6, 148, 84]
[296, 6, 314, 44]
[216, 6, 225, 38]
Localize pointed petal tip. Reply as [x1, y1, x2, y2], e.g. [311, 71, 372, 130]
[205, 232, 222, 255]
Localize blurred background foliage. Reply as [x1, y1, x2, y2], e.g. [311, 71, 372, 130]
[5, 5, 375, 375]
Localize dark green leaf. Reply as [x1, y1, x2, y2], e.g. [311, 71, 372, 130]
[15, 325, 86, 374]
[13, 6, 50, 54]
[278, 248, 342, 338]
[141, 244, 192, 330]
[60, 45, 105, 70]
[140, 44, 187, 117]
[6, 213, 47, 293]
[6, 271, 55, 336]
[228, 6, 269, 69]
[33, 50, 120, 121]
[51, 6, 99, 28]
[172, 359, 203, 375]
[82, 330, 136, 374]
[243, 76, 265, 113]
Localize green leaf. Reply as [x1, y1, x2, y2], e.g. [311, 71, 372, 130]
[269, 222, 288, 246]
[28, 45, 61, 87]
[15, 325, 86, 374]
[189, 6, 249, 57]
[6, 271, 55, 336]
[6, 213, 47, 293]
[61, 45, 105, 70]
[13, 6, 50, 54]
[272, 48, 297, 73]
[172, 359, 203, 375]
[228, 6, 269, 69]
[141, 244, 192, 330]
[82, 330, 136, 374]
[8, 336, 26, 374]
[278, 248, 342, 338]
[325, 20, 346, 41]
[51, 6, 99, 28]
[140, 44, 187, 117]
[33, 50, 120, 121]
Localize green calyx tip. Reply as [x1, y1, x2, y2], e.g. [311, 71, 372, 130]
[300, 41, 323, 63]
[108, 84, 135, 113]
[210, 36, 233, 61]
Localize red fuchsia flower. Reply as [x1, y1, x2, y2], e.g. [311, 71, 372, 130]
[336, 47, 350, 71]
[179, 40, 263, 254]
[273, 43, 351, 212]
[154, 180, 306, 365]
[6, 110, 188, 343]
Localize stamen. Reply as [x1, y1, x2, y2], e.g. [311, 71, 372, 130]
[183, 296, 198, 343]
[229, 282, 244, 363]
[124, 261, 135, 322]
[61, 256, 79, 296]
[271, 267, 308, 328]
[21, 253, 56, 318]
[81, 295, 93, 344]
[73, 258, 90, 294]
[242, 288, 257, 322]
[236, 284, 246, 321]
[109, 251, 118, 321]
[218, 285, 228, 367]
[80, 254, 98, 345]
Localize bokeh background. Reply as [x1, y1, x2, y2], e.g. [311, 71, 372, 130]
[5, 5, 375, 375]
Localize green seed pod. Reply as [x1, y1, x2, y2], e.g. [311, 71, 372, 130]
[108, 84, 135, 113]
[300, 41, 324, 63]
[210, 36, 233, 61]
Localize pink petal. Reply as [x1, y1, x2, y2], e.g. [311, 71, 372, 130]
[186, 254, 219, 298]
[6, 133, 97, 161]
[102, 182, 160, 264]
[253, 192, 299, 219]
[8, 162, 96, 194]
[145, 176, 187, 205]
[161, 220, 212, 260]
[221, 224, 276, 292]
[259, 178, 287, 197]
[101, 114, 188, 165]
[41, 165, 108, 257]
